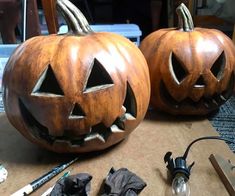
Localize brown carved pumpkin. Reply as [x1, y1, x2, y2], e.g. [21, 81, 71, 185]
[140, 3, 235, 115]
[2, 0, 150, 153]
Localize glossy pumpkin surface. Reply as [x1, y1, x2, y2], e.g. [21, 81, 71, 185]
[140, 3, 235, 115]
[3, 0, 150, 153]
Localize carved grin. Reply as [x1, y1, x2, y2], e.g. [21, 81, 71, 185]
[18, 76, 137, 147]
[19, 99, 136, 146]
[159, 73, 234, 110]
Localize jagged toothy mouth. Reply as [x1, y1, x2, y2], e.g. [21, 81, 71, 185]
[18, 69, 138, 147]
[18, 99, 136, 146]
[159, 74, 234, 110]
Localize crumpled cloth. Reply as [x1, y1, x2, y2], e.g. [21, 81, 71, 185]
[101, 168, 147, 196]
[50, 173, 92, 196]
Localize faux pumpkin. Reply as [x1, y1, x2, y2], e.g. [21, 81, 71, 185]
[140, 3, 235, 115]
[2, 0, 150, 153]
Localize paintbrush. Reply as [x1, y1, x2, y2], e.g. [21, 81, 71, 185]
[11, 157, 78, 196]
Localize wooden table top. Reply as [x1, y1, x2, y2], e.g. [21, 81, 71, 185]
[0, 111, 234, 196]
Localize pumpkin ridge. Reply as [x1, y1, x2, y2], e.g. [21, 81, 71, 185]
[207, 29, 235, 60]
[147, 32, 171, 62]
[88, 32, 129, 98]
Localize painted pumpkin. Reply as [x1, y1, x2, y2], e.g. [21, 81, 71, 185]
[140, 3, 235, 115]
[2, 0, 150, 153]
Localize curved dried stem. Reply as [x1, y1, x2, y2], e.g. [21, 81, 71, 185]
[176, 3, 194, 32]
[56, 0, 93, 35]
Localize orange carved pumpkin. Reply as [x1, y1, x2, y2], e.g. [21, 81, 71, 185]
[2, 0, 150, 153]
[140, 3, 235, 115]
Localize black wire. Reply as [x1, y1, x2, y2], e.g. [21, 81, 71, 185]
[182, 136, 234, 160]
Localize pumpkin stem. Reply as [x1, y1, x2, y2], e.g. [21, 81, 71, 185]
[56, 0, 93, 35]
[176, 3, 194, 32]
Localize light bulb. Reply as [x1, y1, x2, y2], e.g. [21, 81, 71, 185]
[172, 173, 190, 196]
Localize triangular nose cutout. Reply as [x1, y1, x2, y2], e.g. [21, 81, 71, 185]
[194, 75, 205, 88]
[32, 65, 64, 96]
[84, 58, 113, 91]
[69, 103, 86, 119]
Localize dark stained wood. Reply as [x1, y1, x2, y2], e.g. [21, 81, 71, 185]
[0, 0, 40, 43]
[41, 0, 59, 34]
[26, 0, 41, 39]
[193, 15, 232, 27]
[209, 154, 235, 195]
[0, 1, 20, 43]
[140, 3, 235, 115]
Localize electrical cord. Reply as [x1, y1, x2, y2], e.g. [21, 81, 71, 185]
[182, 136, 234, 160]
[164, 135, 235, 182]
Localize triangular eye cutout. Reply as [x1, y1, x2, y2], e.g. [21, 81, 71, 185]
[194, 75, 205, 88]
[32, 65, 64, 96]
[169, 52, 188, 84]
[84, 58, 113, 91]
[69, 103, 86, 119]
[210, 51, 226, 80]
[123, 82, 137, 118]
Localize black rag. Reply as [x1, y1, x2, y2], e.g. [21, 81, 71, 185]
[101, 168, 147, 196]
[50, 173, 92, 196]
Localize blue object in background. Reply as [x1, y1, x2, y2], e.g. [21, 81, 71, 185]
[0, 44, 18, 112]
[59, 24, 142, 46]
[0, 44, 18, 58]
[0, 44, 18, 91]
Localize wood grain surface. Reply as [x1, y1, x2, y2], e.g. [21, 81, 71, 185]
[0, 110, 234, 196]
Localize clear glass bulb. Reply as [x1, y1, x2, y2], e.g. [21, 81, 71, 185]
[172, 173, 190, 196]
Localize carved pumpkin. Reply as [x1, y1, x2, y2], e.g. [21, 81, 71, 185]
[140, 3, 235, 115]
[2, 0, 150, 153]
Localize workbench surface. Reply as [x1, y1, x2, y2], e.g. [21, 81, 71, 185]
[0, 111, 234, 196]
